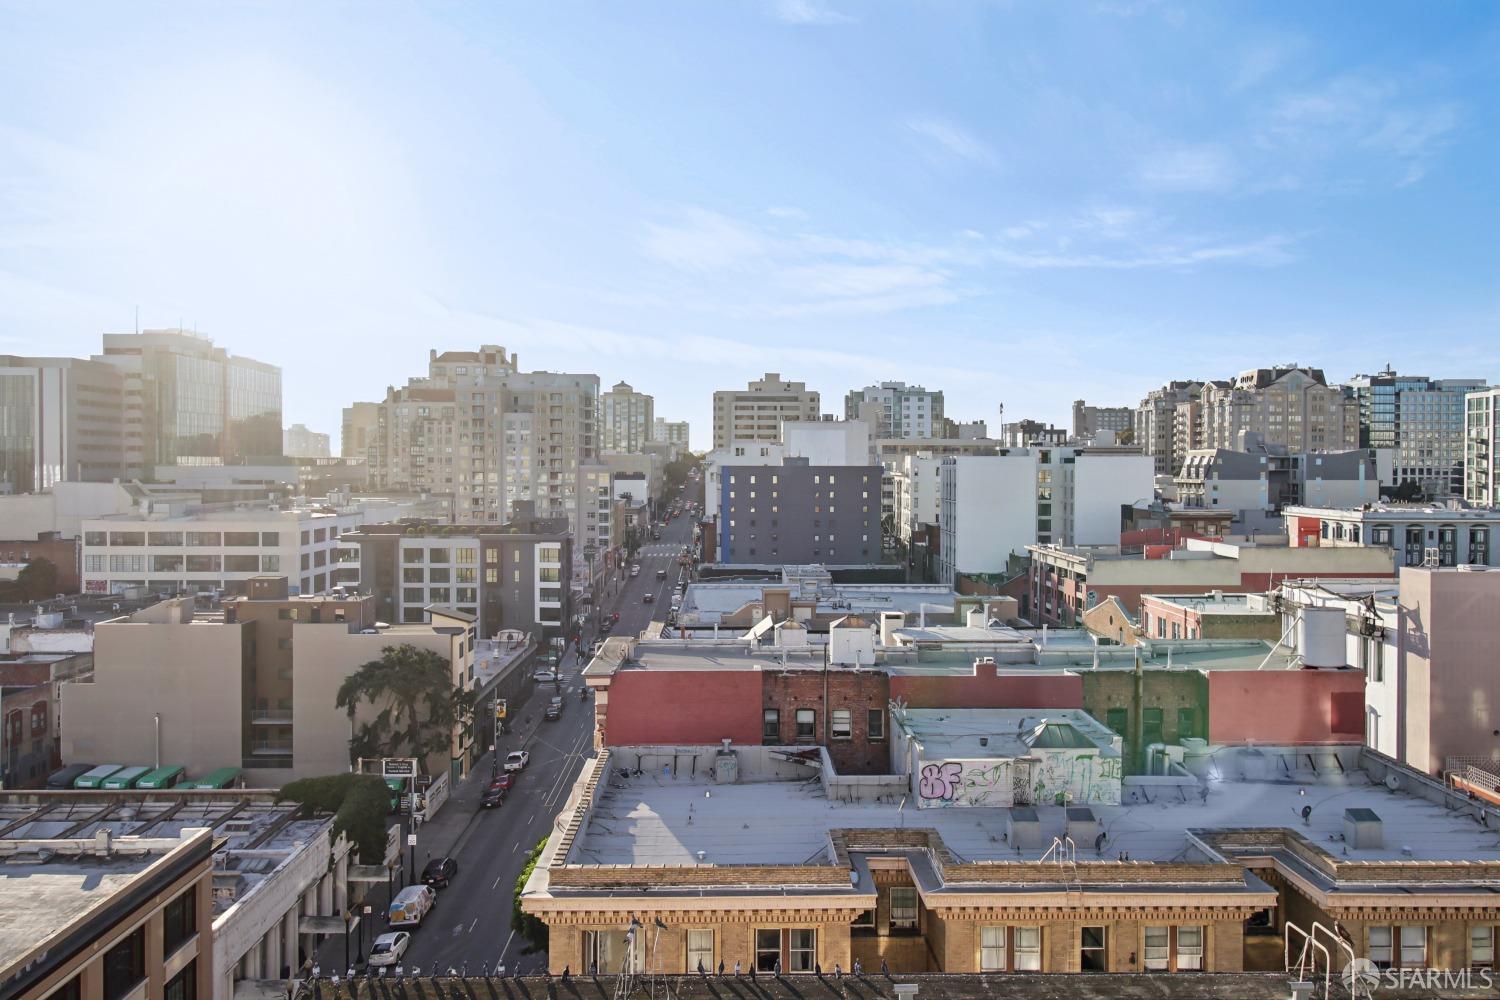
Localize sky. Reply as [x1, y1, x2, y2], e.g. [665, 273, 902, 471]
[2, 1, 1498, 452]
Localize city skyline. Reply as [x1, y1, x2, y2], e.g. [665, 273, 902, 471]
[3, 2, 1498, 443]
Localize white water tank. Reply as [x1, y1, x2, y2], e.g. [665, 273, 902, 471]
[1298, 607, 1346, 668]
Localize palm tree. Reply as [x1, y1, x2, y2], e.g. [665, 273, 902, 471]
[335, 644, 476, 773]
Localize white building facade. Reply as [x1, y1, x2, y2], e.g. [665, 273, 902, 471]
[843, 382, 943, 439]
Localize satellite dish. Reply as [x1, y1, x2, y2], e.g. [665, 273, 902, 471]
[1385, 774, 1402, 792]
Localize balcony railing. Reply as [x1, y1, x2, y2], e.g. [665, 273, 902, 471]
[249, 710, 293, 725]
[250, 738, 294, 754]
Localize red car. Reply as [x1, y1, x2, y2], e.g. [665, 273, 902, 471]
[490, 773, 514, 792]
[611, 611, 620, 623]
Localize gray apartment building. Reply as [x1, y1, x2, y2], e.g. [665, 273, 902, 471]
[715, 459, 883, 565]
[348, 512, 573, 639]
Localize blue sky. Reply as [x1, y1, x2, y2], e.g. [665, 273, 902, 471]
[2, 1, 1497, 451]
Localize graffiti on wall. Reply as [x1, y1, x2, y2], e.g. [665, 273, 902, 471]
[917, 759, 1015, 808]
[916, 751, 1121, 808]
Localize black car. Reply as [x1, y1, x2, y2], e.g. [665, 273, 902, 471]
[421, 856, 458, 889]
[480, 784, 506, 809]
[600, 619, 614, 634]
[544, 696, 563, 721]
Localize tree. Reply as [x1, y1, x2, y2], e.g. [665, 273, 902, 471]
[335, 644, 476, 773]
[1387, 479, 1424, 502]
[512, 834, 550, 953]
[17, 558, 58, 601]
[278, 773, 391, 864]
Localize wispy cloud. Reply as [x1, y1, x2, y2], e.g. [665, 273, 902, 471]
[768, 0, 853, 26]
[904, 116, 999, 167]
[1135, 144, 1237, 192]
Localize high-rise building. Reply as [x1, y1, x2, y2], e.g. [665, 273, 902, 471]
[363, 345, 599, 540]
[1133, 381, 1202, 476]
[712, 373, 819, 450]
[282, 422, 330, 459]
[1071, 399, 1133, 442]
[1464, 387, 1500, 506]
[93, 329, 282, 475]
[0, 355, 124, 494]
[843, 382, 943, 439]
[341, 400, 380, 460]
[1347, 367, 1485, 498]
[652, 417, 690, 450]
[600, 381, 654, 453]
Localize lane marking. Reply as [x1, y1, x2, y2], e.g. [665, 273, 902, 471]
[492, 875, 502, 890]
[469, 918, 479, 934]
[512, 841, 519, 853]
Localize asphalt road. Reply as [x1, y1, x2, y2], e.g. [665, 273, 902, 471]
[353, 477, 703, 977]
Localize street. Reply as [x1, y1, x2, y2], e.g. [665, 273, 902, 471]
[324, 476, 702, 977]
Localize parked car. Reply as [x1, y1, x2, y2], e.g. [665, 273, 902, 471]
[480, 783, 506, 809]
[650, 530, 660, 540]
[387, 885, 435, 927]
[490, 772, 514, 792]
[630, 565, 640, 577]
[532, 669, 559, 684]
[368, 932, 410, 968]
[545, 696, 563, 721]
[505, 750, 530, 772]
[599, 619, 614, 634]
[422, 856, 458, 889]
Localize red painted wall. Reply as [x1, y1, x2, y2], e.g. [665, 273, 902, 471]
[890, 664, 1082, 710]
[1207, 670, 1365, 744]
[604, 669, 762, 746]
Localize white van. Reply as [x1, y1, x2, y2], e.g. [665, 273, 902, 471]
[387, 884, 436, 928]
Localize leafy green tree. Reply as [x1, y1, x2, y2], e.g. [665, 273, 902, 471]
[512, 835, 550, 953]
[278, 773, 392, 864]
[17, 557, 58, 600]
[335, 644, 475, 773]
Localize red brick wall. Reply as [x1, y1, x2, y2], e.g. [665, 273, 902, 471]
[0, 538, 80, 593]
[764, 669, 891, 774]
[890, 665, 1082, 710]
[1206, 670, 1365, 744]
[603, 669, 762, 746]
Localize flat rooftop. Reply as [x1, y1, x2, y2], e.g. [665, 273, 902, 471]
[1143, 593, 1272, 614]
[682, 581, 958, 623]
[576, 748, 1499, 869]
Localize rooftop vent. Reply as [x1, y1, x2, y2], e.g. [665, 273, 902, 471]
[1344, 807, 1383, 849]
[1007, 807, 1042, 850]
[1065, 807, 1099, 844]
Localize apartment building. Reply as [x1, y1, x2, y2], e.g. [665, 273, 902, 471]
[62, 585, 478, 782]
[892, 453, 942, 543]
[783, 418, 872, 466]
[712, 373, 819, 450]
[938, 449, 1155, 587]
[1071, 400, 1133, 443]
[282, 422, 330, 459]
[1464, 387, 1500, 506]
[348, 518, 572, 637]
[364, 346, 599, 538]
[1175, 443, 1377, 514]
[843, 382, 943, 439]
[600, 381, 654, 453]
[0, 355, 125, 495]
[1028, 536, 1395, 627]
[1348, 367, 1484, 498]
[1133, 381, 1202, 477]
[94, 329, 282, 474]
[340, 400, 380, 461]
[1283, 502, 1500, 568]
[1196, 366, 1358, 453]
[716, 461, 883, 565]
[999, 419, 1068, 447]
[0, 825, 216, 1000]
[652, 417, 690, 450]
[79, 498, 412, 597]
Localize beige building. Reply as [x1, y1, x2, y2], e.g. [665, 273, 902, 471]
[712, 373, 820, 450]
[364, 346, 600, 539]
[62, 580, 478, 784]
[652, 418, 690, 451]
[1197, 366, 1357, 454]
[524, 742, 1500, 977]
[600, 381, 654, 454]
[1134, 381, 1203, 477]
[341, 400, 381, 462]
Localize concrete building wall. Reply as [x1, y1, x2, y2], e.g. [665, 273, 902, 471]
[1072, 453, 1154, 546]
[939, 454, 1037, 584]
[782, 421, 872, 467]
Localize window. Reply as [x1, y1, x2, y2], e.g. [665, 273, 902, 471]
[103, 926, 145, 1000]
[867, 709, 885, 741]
[763, 709, 780, 743]
[1144, 926, 1170, 971]
[1177, 925, 1203, 970]
[686, 929, 714, 974]
[1142, 707, 1164, 746]
[1013, 926, 1041, 971]
[224, 531, 258, 546]
[831, 709, 851, 740]
[1080, 926, 1106, 971]
[1105, 707, 1128, 735]
[1472, 926, 1494, 969]
[980, 927, 1007, 971]
[1177, 707, 1196, 741]
[261, 532, 279, 546]
[1146, 926, 1202, 971]
[224, 554, 258, 572]
[788, 929, 816, 972]
[164, 888, 196, 954]
[853, 909, 875, 932]
[795, 709, 815, 741]
[888, 887, 918, 931]
[164, 962, 196, 1000]
[755, 929, 781, 972]
[1400, 925, 1427, 968]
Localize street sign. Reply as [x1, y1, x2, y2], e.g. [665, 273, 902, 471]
[494, 699, 508, 720]
[407, 833, 417, 847]
[382, 758, 417, 778]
